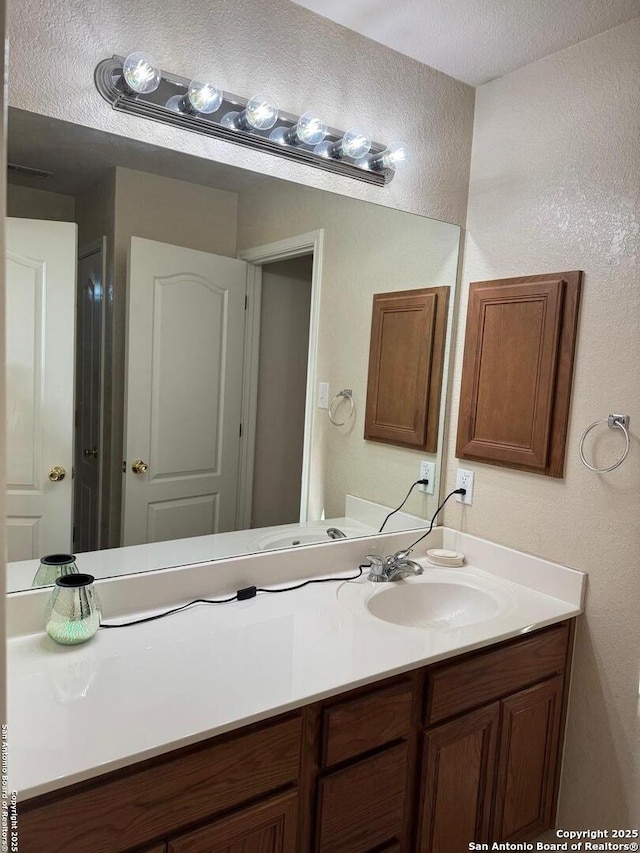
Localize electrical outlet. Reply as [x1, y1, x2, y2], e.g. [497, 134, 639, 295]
[317, 382, 329, 409]
[455, 468, 474, 504]
[419, 461, 435, 494]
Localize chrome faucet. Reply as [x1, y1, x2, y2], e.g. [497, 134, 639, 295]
[366, 550, 424, 583]
[326, 527, 347, 540]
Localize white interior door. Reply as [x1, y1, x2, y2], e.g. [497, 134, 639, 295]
[6, 218, 77, 561]
[123, 237, 248, 546]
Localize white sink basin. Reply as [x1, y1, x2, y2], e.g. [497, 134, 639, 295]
[338, 569, 517, 630]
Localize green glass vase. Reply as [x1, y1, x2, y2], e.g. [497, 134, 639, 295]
[32, 553, 79, 588]
[44, 574, 102, 645]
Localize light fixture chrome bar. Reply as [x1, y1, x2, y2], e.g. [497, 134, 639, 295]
[95, 57, 394, 186]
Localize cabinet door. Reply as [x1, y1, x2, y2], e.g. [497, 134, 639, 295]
[364, 286, 449, 452]
[456, 271, 581, 477]
[167, 791, 298, 852]
[493, 677, 563, 842]
[316, 742, 408, 853]
[418, 704, 499, 853]
[141, 846, 167, 853]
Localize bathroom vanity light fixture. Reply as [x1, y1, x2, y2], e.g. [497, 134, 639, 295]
[94, 53, 408, 186]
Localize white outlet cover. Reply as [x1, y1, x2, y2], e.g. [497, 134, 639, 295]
[455, 468, 474, 504]
[317, 382, 329, 409]
[419, 461, 435, 494]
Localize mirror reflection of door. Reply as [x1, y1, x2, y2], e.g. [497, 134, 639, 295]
[6, 218, 77, 560]
[121, 239, 314, 546]
[73, 239, 106, 553]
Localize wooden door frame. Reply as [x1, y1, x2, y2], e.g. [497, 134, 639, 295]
[77, 238, 107, 549]
[237, 230, 324, 527]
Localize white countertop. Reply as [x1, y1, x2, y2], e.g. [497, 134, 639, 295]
[7, 527, 586, 801]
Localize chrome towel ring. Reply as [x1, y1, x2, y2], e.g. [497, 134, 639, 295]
[578, 413, 630, 473]
[328, 389, 355, 426]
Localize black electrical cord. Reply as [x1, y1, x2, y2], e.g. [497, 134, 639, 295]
[402, 487, 466, 554]
[100, 565, 368, 629]
[378, 479, 429, 533]
[100, 486, 465, 630]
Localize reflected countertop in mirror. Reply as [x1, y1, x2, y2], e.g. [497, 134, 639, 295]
[6, 108, 461, 592]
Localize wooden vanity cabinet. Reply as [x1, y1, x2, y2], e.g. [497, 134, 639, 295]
[18, 622, 573, 853]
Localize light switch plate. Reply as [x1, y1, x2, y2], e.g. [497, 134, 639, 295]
[318, 382, 329, 409]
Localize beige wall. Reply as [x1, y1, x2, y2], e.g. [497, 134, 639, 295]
[7, 183, 75, 221]
[104, 168, 238, 544]
[237, 182, 460, 521]
[252, 256, 313, 528]
[7, 0, 474, 227]
[444, 20, 640, 825]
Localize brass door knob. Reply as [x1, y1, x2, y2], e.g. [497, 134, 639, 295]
[48, 466, 66, 482]
[131, 459, 149, 475]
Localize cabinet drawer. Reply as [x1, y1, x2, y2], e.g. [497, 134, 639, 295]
[322, 679, 413, 767]
[316, 742, 408, 853]
[18, 716, 302, 853]
[425, 625, 568, 725]
[168, 791, 298, 852]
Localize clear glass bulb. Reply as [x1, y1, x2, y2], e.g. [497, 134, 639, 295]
[188, 80, 223, 114]
[244, 94, 278, 130]
[294, 111, 327, 145]
[122, 52, 161, 95]
[339, 127, 371, 159]
[377, 141, 409, 170]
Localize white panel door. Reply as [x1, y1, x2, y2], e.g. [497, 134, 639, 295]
[122, 237, 248, 546]
[6, 218, 77, 561]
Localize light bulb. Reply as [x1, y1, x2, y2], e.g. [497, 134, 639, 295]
[293, 111, 327, 145]
[372, 141, 409, 171]
[187, 80, 223, 114]
[338, 127, 371, 159]
[244, 94, 278, 130]
[122, 52, 161, 95]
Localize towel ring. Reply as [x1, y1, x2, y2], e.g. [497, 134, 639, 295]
[578, 414, 630, 473]
[328, 389, 354, 427]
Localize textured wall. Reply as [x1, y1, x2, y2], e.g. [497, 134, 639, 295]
[7, 0, 474, 226]
[237, 181, 460, 521]
[7, 184, 75, 221]
[444, 20, 640, 825]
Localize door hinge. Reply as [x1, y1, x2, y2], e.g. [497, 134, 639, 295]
[239, 423, 243, 438]
[244, 294, 248, 310]
[122, 460, 126, 473]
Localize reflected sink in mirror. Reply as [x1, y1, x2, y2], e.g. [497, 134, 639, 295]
[257, 524, 373, 551]
[338, 569, 518, 630]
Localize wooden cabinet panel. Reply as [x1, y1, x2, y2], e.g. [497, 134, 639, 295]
[365, 286, 449, 452]
[456, 271, 582, 477]
[141, 846, 167, 853]
[418, 704, 499, 853]
[322, 679, 413, 768]
[493, 677, 563, 842]
[426, 625, 568, 725]
[167, 791, 298, 853]
[18, 716, 302, 853]
[316, 742, 408, 853]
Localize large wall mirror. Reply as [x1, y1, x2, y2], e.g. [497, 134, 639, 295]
[6, 107, 460, 593]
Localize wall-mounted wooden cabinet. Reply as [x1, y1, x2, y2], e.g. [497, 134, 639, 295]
[456, 271, 582, 476]
[18, 622, 574, 853]
[365, 287, 449, 452]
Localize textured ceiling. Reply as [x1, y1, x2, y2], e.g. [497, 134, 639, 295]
[290, 0, 640, 85]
